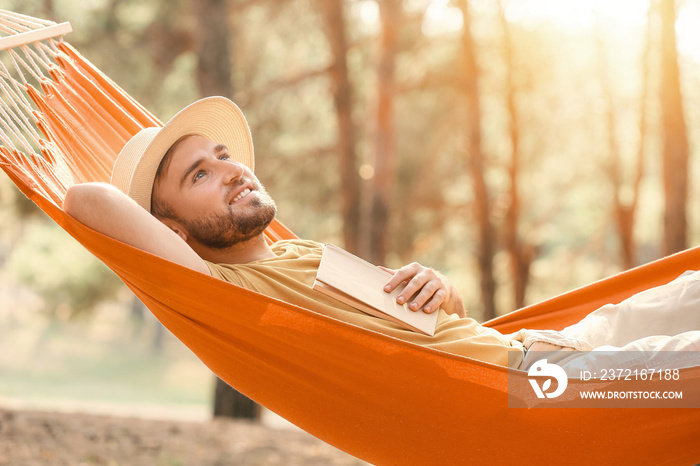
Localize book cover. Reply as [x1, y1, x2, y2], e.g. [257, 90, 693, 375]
[312, 243, 438, 336]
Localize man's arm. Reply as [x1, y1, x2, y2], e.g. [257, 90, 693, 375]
[63, 183, 210, 275]
[382, 263, 467, 318]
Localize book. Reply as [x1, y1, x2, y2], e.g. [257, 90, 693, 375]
[312, 243, 438, 336]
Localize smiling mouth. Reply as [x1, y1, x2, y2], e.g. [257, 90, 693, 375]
[231, 188, 252, 203]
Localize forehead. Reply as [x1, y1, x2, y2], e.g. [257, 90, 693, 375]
[169, 135, 218, 166]
[159, 135, 216, 180]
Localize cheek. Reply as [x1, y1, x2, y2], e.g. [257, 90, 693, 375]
[192, 185, 225, 208]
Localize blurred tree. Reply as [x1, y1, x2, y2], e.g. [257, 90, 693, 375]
[144, 0, 192, 78]
[42, 0, 55, 19]
[194, 0, 231, 97]
[317, 0, 361, 255]
[659, 0, 689, 255]
[228, 0, 340, 246]
[192, 0, 261, 421]
[498, 0, 536, 309]
[364, 0, 402, 265]
[595, 7, 652, 270]
[456, 0, 496, 320]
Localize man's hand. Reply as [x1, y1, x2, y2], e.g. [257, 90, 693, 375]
[381, 263, 467, 318]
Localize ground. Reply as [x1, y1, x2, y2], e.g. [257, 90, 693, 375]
[0, 409, 368, 466]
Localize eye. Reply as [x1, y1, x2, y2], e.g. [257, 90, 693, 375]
[193, 170, 206, 182]
[218, 153, 230, 161]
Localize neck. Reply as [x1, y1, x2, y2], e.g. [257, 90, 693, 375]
[190, 233, 275, 264]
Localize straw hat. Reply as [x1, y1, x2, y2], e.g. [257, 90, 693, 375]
[110, 96, 254, 212]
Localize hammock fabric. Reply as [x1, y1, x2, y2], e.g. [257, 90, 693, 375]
[0, 12, 698, 466]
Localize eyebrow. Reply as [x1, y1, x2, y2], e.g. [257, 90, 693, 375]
[179, 144, 230, 187]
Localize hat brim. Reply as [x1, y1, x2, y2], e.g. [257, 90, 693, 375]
[111, 96, 254, 212]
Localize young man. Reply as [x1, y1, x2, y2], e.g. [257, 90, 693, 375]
[64, 97, 700, 374]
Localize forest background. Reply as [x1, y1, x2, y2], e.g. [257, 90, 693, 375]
[0, 0, 699, 423]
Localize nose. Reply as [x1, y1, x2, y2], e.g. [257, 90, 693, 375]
[221, 159, 245, 185]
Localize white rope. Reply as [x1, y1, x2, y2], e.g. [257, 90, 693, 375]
[0, 118, 15, 148]
[0, 60, 34, 113]
[0, 75, 44, 142]
[0, 10, 77, 197]
[8, 48, 42, 83]
[0, 44, 53, 151]
[0, 23, 23, 36]
[0, 9, 56, 28]
[18, 45, 46, 78]
[0, 90, 38, 152]
[35, 39, 54, 64]
[0, 102, 37, 154]
[6, 48, 27, 86]
[21, 43, 53, 76]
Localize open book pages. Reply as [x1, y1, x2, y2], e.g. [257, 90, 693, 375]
[312, 244, 438, 336]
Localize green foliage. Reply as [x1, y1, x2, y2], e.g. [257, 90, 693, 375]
[5, 218, 123, 318]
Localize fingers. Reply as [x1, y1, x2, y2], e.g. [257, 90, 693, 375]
[382, 264, 409, 292]
[410, 282, 447, 313]
[383, 263, 447, 313]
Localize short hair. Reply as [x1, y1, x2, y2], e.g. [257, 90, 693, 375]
[150, 134, 192, 219]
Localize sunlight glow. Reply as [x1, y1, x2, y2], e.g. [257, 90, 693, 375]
[504, 0, 597, 29]
[358, 0, 379, 23]
[355, 0, 700, 64]
[502, 0, 651, 30]
[354, 0, 380, 35]
[417, 0, 700, 63]
[676, 3, 700, 64]
[422, 0, 463, 37]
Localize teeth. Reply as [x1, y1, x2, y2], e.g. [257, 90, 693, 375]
[232, 188, 251, 203]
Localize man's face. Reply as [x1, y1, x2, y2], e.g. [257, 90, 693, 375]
[153, 135, 276, 249]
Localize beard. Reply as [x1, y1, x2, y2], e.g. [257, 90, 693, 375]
[178, 186, 277, 250]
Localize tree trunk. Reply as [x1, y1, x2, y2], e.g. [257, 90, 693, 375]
[195, 0, 232, 97]
[317, 0, 361, 255]
[659, 0, 688, 255]
[42, 0, 55, 20]
[456, 0, 497, 320]
[595, 19, 630, 270]
[213, 381, 260, 419]
[597, 6, 651, 271]
[364, 0, 401, 265]
[193, 0, 260, 421]
[498, 0, 533, 310]
[140, 0, 192, 111]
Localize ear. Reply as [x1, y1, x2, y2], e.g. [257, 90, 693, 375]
[159, 217, 189, 243]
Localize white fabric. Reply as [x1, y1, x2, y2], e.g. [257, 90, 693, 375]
[518, 270, 700, 376]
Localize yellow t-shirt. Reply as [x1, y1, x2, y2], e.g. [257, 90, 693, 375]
[206, 239, 524, 367]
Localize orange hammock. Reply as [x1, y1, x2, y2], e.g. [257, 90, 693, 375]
[0, 12, 698, 466]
